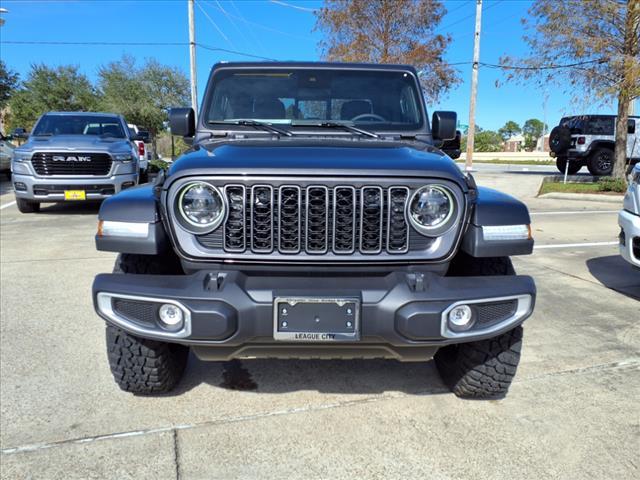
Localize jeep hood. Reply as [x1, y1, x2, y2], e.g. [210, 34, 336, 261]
[168, 141, 466, 186]
[17, 135, 132, 154]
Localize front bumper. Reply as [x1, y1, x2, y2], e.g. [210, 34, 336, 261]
[618, 209, 640, 268]
[93, 270, 536, 361]
[12, 172, 138, 202]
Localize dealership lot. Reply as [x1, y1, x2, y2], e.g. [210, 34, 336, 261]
[1, 168, 638, 479]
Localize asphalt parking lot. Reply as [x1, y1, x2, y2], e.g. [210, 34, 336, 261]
[1, 166, 638, 479]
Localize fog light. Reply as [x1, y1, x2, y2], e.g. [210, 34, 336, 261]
[14, 182, 27, 191]
[122, 181, 135, 190]
[158, 303, 184, 330]
[448, 305, 474, 332]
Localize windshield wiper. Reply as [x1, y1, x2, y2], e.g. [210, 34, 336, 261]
[313, 122, 379, 139]
[207, 120, 292, 137]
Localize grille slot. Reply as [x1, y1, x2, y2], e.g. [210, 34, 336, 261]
[333, 186, 357, 253]
[387, 187, 410, 253]
[278, 186, 302, 253]
[306, 186, 329, 254]
[251, 185, 274, 252]
[224, 185, 246, 252]
[31, 152, 112, 176]
[360, 186, 384, 254]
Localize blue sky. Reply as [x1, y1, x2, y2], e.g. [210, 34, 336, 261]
[0, 0, 616, 131]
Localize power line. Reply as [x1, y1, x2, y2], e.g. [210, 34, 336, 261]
[269, 0, 317, 13]
[195, 0, 236, 49]
[0, 40, 277, 60]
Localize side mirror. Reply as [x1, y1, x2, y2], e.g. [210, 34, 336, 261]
[169, 108, 195, 137]
[431, 111, 457, 142]
[138, 131, 151, 142]
[12, 127, 29, 139]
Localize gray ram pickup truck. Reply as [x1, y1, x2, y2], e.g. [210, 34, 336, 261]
[93, 62, 536, 399]
[11, 112, 141, 213]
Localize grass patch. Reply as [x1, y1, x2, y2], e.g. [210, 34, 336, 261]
[456, 159, 556, 166]
[539, 178, 627, 195]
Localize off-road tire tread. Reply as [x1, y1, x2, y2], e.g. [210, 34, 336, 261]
[435, 326, 523, 399]
[16, 198, 40, 213]
[106, 325, 188, 394]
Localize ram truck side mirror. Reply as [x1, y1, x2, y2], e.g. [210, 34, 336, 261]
[169, 108, 196, 137]
[431, 111, 457, 143]
[12, 127, 29, 139]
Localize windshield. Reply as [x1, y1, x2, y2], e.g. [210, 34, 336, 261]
[33, 115, 126, 138]
[205, 68, 424, 132]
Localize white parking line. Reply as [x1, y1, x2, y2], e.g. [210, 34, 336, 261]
[530, 210, 619, 216]
[534, 241, 618, 250]
[0, 201, 16, 210]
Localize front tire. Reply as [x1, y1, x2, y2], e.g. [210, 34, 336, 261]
[16, 198, 40, 213]
[556, 156, 582, 175]
[434, 326, 523, 399]
[106, 252, 187, 394]
[438, 254, 523, 398]
[587, 147, 614, 176]
[106, 325, 189, 394]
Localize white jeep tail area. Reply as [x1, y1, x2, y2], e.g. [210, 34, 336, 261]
[549, 115, 640, 176]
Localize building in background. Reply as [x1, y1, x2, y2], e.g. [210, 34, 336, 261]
[503, 134, 525, 152]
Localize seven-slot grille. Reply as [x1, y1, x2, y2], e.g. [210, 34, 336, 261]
[31, 152, 113, 176]
[218, 184, 411, 255]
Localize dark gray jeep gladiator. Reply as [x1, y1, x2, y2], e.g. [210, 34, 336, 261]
[93, 62, 536, 399]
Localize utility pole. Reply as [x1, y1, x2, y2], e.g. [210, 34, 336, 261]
[465, 0, 483, 172]
[188, 0, 198, 116]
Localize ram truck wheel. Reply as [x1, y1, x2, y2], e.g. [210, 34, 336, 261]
[106, 325, 188, 394]
[16, 198, 40, 213]
[436, 254, 523, 398]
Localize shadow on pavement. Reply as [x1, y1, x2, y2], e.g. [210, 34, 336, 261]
[37, 201, 102, 215]
[586, 255, 640, 300]
[169, 355, 449, 397]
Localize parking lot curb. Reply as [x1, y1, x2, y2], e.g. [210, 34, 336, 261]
[538, 192, 624, 204]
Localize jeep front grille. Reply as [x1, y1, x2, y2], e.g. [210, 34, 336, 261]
[206, 184, 413, 256]
[31, 152, 112, 176]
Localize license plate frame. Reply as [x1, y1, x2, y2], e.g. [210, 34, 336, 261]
[273, 297, 360, 342]
[64, 190, 86, 201]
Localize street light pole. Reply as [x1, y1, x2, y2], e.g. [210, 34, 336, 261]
[465, 0, 483, 172]
[188, 0, 198, 117]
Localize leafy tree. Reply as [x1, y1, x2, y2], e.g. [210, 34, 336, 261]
[98, 55, 190, 154]
[498, 120, 521, 141]
[315, 0, 460, 102]
[501, 0, 640, 178]
[473, 130, 503, 152]
[0, 60, 19, 131]
[522, 118, 545, 151]
[7, 64, 99, 130]
[0, 60, 19, 111]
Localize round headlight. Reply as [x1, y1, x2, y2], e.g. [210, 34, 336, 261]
[178, 182, 225, 230]
[408, 185, 455, 234]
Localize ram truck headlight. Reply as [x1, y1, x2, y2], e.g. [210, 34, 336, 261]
[177, 182, 226, 232]
[113, 153, 134, 162]
[12, 151, 32, 163]
[408, 185, 456, 235]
